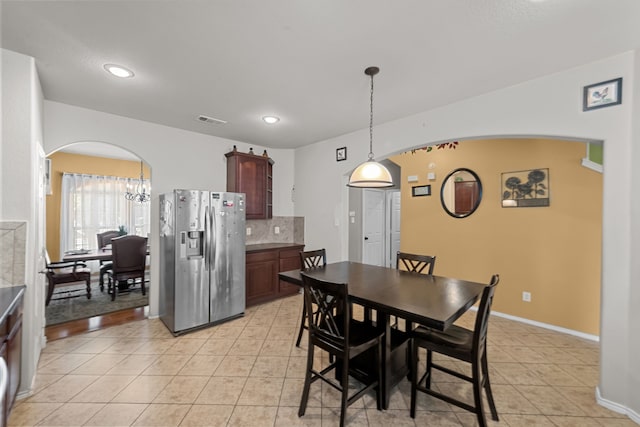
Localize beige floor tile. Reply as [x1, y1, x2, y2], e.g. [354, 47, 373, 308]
[525, 363, 586, 387]
[105, 354, 158, 376]
[489, 384, 541, 415]
[27, 375, 100, 403]
[227, 405, 278, 427]
[37, 353, 96, 375]
[195, 338, 235, 356]
[37, 352, 63, 368]
[281, 378, 321, 408]
[132, 339, 175, 355]
[515, 385, 585, 416]
[553, 386, 625, 418]
[153, 376, 209, 404]
[364, 408, 417, 426]
[266, 326, 296, 341]
[593, 417, 640, 426]
[164, 338, 206, 355]
[214, 355, 256, 376]
[71, 353, 128, 375]
[557, 364, 600, 387]
[238, 326, 271, 340]
[141, 354, 191, 375]
[37, 402, 105, 426]
[260, 340, 294, 356]
[178, 354, 223, 376]
[413, 410, 461, 426]
[70, 375, 136, 403]
[112, 375, 173, 404]
[492, 363, 548, 386]
[547, 415, 604, 426]
[250, 355, 289, 377]
[131, 403, 190, 426]
[286, 357, 307, 378]
[72, 337, 120, 354]
[275, 406, 322, 426]
[7, 402, 62, 426]
[227, 338, 265, 356]
[237, 377, 284, 406]
[102, 338, 145, 354]
[179, 404, 234, 426]
[30, 374, 63, 394]
[42, 337, 94, 354]
[321, 406, 369, 426]
[195, 376, 247, 405]
[83, 403, 148, 426]
[501, 413, 556, 426]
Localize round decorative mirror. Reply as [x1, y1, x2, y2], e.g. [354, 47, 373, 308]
[440, 168, 483, 218]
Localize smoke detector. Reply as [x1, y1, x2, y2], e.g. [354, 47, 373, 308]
[196, 115, 228, 125]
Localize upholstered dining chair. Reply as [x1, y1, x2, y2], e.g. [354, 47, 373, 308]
[295, 249, 327, 347]
[410, 274, 500, 427]
[96, 230, 120, 292]
[43, 249, 91, 306]
[298, 272, 383, 427]
[108, 235, 147, 301]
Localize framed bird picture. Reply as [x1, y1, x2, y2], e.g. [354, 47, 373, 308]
[583, 77, 622, 111]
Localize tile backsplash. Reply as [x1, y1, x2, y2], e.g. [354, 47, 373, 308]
[0, 221, 27, 287]
[246, 216, 304, 245]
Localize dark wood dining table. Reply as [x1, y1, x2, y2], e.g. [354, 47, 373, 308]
[278, 261, 487, 409]
[62, 246, 150, 263]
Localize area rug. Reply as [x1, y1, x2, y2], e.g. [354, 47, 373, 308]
[45, 281, 148, 326]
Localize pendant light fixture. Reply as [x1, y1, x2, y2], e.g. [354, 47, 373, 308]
[125, 161, 151, 203]
[347, 66, 393, 188]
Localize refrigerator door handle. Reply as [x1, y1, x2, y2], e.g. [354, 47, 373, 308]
[204, 206, 210, 269]
[210, 205, 217, 266]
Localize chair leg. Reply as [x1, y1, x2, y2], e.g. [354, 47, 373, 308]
[376, 339, 383, 411]
[410, 338, 419, 418]
[340, 354, 349, 427]
[298, 342, 314, 417]
[45, 281, 54, 306]
[141, 277, 146, 296]
[86, 278, 91, 300]
[472, 361, 488, 427]
[99, 270, 105, 292]
[425, 349, 433, 389]
[482, 352, 499, 421]
[295, 301, 306, 347]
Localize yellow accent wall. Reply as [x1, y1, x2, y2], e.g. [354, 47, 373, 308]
[390, 138, 602, 335]
[45, 152, 151, 261]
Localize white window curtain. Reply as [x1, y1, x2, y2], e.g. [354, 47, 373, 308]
[60, 173, 150, 254]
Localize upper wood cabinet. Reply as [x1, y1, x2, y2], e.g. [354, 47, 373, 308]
[225, 148, 274, 219]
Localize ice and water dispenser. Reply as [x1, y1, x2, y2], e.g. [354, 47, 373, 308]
[180, 230, 204, 259]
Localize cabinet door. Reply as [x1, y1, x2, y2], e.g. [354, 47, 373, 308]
[237, 157, 267, 219]
[6, 317, 21, 421]
[454, 181, 479, 215]
[246, 252, 278, 306]
[279, 248, 303, 295]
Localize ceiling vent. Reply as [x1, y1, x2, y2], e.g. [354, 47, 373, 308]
[197, 115, 227, 125]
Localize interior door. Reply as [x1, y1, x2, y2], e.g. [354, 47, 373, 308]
[362, 189, 385, 266]
[387, 191, 401, 268]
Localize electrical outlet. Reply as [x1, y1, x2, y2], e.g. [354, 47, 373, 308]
[522, 291, 531, 302]
[274, 226, 280, 234]
[246, 227, 251, 236]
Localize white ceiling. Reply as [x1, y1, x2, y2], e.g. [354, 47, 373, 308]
[3, 0, 640, 150]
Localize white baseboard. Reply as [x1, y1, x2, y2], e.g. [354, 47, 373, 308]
[469, 307, 600, 342]
[596, 386, 640, 424]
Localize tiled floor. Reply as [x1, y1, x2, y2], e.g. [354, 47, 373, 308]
[10, 293, 635, 426]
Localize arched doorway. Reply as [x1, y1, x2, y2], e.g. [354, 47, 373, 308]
[44, 141, 152, 328]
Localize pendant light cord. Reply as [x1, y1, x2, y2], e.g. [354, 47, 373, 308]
[368, 71, 375, 161]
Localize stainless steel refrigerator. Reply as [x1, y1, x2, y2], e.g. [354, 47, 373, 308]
[159, 190, 245, 335]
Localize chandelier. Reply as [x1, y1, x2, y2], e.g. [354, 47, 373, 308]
[347, 66, 393, 188]
[125, 161, 150, 203]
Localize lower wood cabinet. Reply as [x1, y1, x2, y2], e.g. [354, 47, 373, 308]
[1, 286, 24, 427]
[246, 244, 304, 307]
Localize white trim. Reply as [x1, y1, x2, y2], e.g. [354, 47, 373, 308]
[581, 157, 603, 173]
[469, 307, 600, 342]
[596, 386, 640, 424]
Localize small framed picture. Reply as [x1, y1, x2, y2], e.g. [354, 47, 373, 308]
[336, 147, 347, 162]
[583, 77, 622, 111]
[412, 185, 431, 197]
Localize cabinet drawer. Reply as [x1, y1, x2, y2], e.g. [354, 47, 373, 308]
[280, 248, 303, 260]
[280, 256, 301, 272]
[247, 250, 278, 263]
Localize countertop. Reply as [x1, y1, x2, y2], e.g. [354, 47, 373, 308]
[0, 285, 25, 325]
[246, 242, 305, 253]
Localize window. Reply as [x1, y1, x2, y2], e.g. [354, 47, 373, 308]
[60, 173, 150, 253]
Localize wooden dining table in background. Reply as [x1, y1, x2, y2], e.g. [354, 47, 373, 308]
[279, 261, 487, 409]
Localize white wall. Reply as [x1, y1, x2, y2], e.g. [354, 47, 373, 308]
[293, 51, 638, 422]
[43, 101, 295, 317]
[1, 49, 47, 396]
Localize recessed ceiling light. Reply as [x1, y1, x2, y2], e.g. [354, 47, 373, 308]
[104, 64, 134, 78]
[262, 116, 280, 124]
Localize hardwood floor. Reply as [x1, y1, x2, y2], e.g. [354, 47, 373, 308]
[45, 305, 149, 341]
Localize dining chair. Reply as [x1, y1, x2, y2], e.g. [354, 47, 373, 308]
[409, 274, 500, 427]
[298, 272, 383, 427]
[42, 249, 92, 306]
[392, 251, 436, 328]
[108, 235, 147, 301]
[295, 248, 327, 347]
[96, 230, 120, 292]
